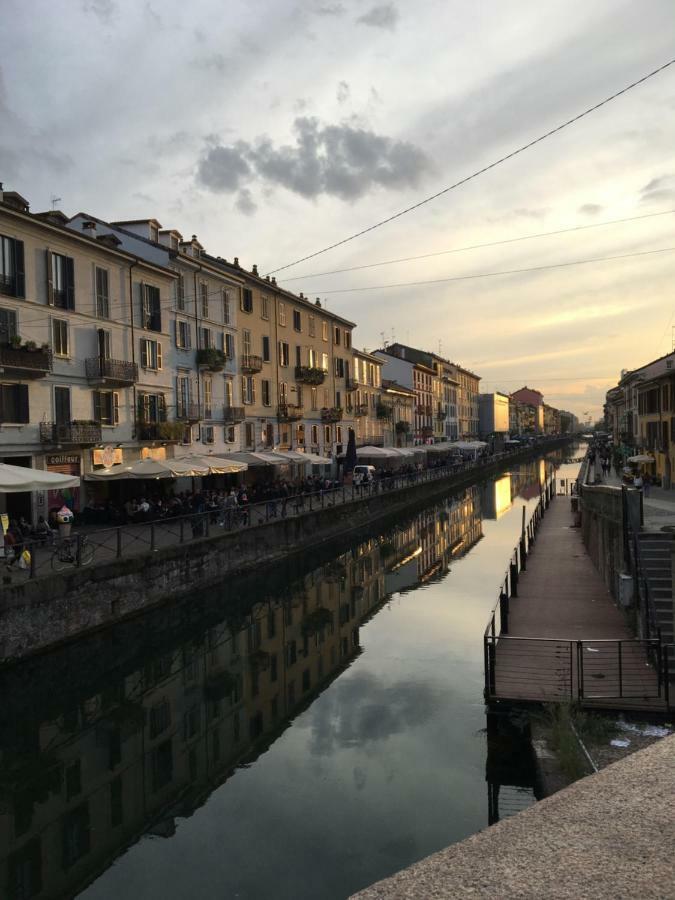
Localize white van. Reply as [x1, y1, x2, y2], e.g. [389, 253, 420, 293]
[353, 464, 376, 485]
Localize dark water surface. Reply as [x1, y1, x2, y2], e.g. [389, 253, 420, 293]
[1, 449, 579, 900]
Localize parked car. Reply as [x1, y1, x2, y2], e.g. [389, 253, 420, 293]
[353, 465, 376, 485]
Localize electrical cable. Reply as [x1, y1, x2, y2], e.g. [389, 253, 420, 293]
[280, 209, 675, 282]
[305, 245, 675, 295]
[265, 57, 675, 276]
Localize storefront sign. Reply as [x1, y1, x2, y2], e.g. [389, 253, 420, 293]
[46, 454, 80, 468]
[93, 447, 123, 467]
[141, 447, 167, 461]
[46, 455, 80, 512]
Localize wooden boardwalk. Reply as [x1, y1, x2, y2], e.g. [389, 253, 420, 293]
[488, 496, 669, 712]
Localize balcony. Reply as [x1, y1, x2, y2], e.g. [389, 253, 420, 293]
[241, 354, 263, 374]
[435, 407, 446, 420]
[416, 404, 432, 417]
[376, 403, 392, 421]
[85, 357, 138, 386]
[196, 348, 227, 372]
[353, 403, 369, 417]
[136, 419, 183, 442]
[40, 420, 102, 445]
[175, 402, 202, 423]
[278, 403, 303, 422]
[295, 365, 327, 385]
[0, 343, 52, 379]
[223, 406, 245, 425]
[346, 377, 359, 391]
[321, 407, 343, 423]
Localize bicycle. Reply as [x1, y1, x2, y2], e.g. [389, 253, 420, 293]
[51, 535, 95, 571]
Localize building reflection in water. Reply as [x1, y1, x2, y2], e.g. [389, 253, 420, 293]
[0, 461, 549, 900]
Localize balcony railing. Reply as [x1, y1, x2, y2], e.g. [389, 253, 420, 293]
[278, 403, 303, 422]
[416, 404, 433, 417]
[40, 420, 102, 445]
[376, 403, 392, 421]
[196, 348, 227, 371]
[352, 403, 368, 417]
[175, 402, 202, 423]
[295, 365, 327, 385]
[223, 406, 245, 424]
[241, 354, 263, 374]
[0, 344, 52, 378]
[136, 419, 183, 442]
[321, 407, 343, 423]
[346, 377, 359, 391]
[85, 357, 138, 385]
[436, 407, 446, 420]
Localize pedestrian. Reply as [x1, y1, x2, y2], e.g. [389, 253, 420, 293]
[633, 473, 643, 491]
[643, 472, 651, 497]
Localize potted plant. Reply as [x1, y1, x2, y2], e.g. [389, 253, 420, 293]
[24, 340, 37, 351]
[9, 334, 22, 349]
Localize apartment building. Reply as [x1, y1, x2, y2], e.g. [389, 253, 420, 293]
[478, 392, 510, 441]
[543, 403, 561, 435]
[67, 214, 245, 458]
[511, 386, 544, 433]
[381, 380, 415, 447]
[455, 364, 480, 439]
[374, 347, 435, 444]
[351, 349, 385, 446]
[0, 189, 179, 521]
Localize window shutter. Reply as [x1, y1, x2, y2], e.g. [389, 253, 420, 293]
[14, 240, 25, 298]
[112, 392, 120, 425]
[174, 319, 180, 348]
[158, 394, 167, 421]
[140, 340, 148, 368]
[93, 391, 102, 423]
[241, 375, 247, 403]
[138, 282, 145, 327]
[46, 250, 54, 305]
[17, 384, 29, 424]
[65, 257, 75, 309]
[251, 377, 256, 404]
[156, 341, 162, 370]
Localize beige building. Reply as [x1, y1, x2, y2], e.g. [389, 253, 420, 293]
[350, 349, 385, 446]
[381, 380, 415, 446]
[455, 364, 480, 439]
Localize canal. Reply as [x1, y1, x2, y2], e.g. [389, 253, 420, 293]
[0, 448, 578, 900]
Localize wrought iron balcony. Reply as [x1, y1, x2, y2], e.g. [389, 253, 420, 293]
[321, 407, 343, 423]
[136, 419, 183, 442]
[436, 407, 446, 420]
[353, 403, 369, 417]
[376, 403, 392, 421]
[346, 377, 359, 390]
[295, 365, 327, 385]
[223, 406, 245, 424]
[196, 348, 227, 371]
[40, 420, 102, 445]
[175, 402, 202, 423]
[85, 357, 138, 385]
[0, 343, 52, 379]
[241, 354, 263, 374]
[278, 403, 303, 422]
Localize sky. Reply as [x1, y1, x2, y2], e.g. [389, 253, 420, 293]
[3, 0, 675, 420]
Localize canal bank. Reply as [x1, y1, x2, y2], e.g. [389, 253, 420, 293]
[0, 453, 563, 900]
[0, 437, 571, 664]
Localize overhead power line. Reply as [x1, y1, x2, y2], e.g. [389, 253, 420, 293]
[280, 209, 675, 282]
[306, 246, 675, 295]
[266, 57, 675, 276]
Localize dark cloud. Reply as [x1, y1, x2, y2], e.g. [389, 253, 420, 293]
[235, 188, 257, 216]
[196, 116, 430, 202]
[337, 81, 350, 104]
[640, 173, 675, 205]
[578, 203, 603, 216]
[357, 3, 399, 30]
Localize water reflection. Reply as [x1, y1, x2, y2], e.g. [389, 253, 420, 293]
[0, 454, 562, 900]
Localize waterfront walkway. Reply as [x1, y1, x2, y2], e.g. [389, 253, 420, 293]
[489, 496, 668, 711]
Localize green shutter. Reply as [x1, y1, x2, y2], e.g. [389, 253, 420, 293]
[13, 240, 25, 298]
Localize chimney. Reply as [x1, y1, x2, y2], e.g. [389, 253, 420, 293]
[299, 292, 304, 299]
[271, 277, 276, 285]
[315, 298, 321, 307]
[265, 275, 271, 282]
[233, 257, 240, 267]
[252, 264, 258, 276]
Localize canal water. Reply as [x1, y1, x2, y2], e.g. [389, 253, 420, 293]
[0, 449, 579, 900]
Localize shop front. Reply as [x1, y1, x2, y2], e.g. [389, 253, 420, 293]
[45, 453, 81, 520]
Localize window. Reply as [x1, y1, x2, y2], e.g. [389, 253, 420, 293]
[140, 284, 161, 331]
[245, 422, 254, 448]
[344, 331, 351, 349]
[150, 700, 171, 738]
[296, 423, 305, 445]
[225, 425, 236, 443]
[224, 332, 235, 359]
[334, 357, 345, 378]
[311, 424, 319, 445]
[262, 379, 271, 406]
[293, 309, 301, 332]
[0, 307, 17, 344]
[278, 302, 287, 326]
[224, 377, 233, 407]
[96, 328, 112, 359]
[8, 837, 42, 898]
[203, 376, 213, 417]
[241, 288, 253, 313]
[311, 387, 317, 410]
[0, 234, 25, 298]
[110, 777, 123, 828]
[52, 319, 69, 357]
[200, 282, 209, 318]
[295, 345, 301, 367]
[322, 321, 328, 341]
[140, 339, 162, 370]
[48, 252, 75, 309]
[95, 267, 109, 318]
[176, 274, 186, 311]
[222, 289, 231, 324]
[242, 375, 256, 404]
[261, 296, 269, 320]
[333, 326, 341, 345]
[321, 352, 328, 371]
[279, 381, 288, 403]
[62, 804, 90, 868]
[202, 425, 214, 444]
[176, 319, 191, 349]
[93, 391, 119, 426]
[308, 315, 316, 337]
[151, 740, 173, 792]
[324, 425, 331, 444]
[138, 393, 166, 424]
[336, 425, 342, 444]
[278, 341, 289, 367]
[242, 329, 252, 357]
[65, 761, 81, 800]
[262, 335, 270, 362]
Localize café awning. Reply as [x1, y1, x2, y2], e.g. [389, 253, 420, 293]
[0, 463, 80, 493]
[86, 456, 247, 480]
[356, 445, 398, 458]
[213, 451, 286, 468]
[272, 450, 332, 466]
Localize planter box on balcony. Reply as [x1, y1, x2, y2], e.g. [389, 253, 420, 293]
[0, 344, 52, 379]
[278, 404, 303, 422]
[321, 407, 343, 423]
[353, 404, 369, 417]
[40, 420, 102, 445]
[85, 357, 138, 385]
[376, 404, 392, 421]
[240, 354, 263, 374]
[197, 348, 227, 371]
[137, 420, 183, 442]
[295, 365, 327, 385]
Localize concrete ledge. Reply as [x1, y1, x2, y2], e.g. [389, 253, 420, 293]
[351, 735, 675, 900]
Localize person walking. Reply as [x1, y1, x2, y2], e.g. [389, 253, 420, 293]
[643, 472, 652, 497]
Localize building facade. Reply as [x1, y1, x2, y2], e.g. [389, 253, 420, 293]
[350, 350, 385, 446]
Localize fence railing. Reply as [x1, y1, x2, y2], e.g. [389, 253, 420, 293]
[9, 437, 570, 583]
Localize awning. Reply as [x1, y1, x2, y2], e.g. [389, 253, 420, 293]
[627, 455, 654, 464]
[212, 451, 286, 468]
[272, 450, 332, 465]
[451, 441, 488, 451]
[86, 456, 247, 480]
[388, 447, 415, 458]
[426, 441, 457, 452]
[0, 463, 80, 493]
[356, 445, 399, 458]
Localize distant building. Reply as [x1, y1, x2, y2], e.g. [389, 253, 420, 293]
[478, 392, 510, 440]
[511, 387, 545, 433]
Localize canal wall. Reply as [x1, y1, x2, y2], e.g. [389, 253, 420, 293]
[579, 483, 625, 600]
[0, 438, 572, 664]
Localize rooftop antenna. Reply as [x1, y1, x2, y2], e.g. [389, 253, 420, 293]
[50, 194, 62, 210]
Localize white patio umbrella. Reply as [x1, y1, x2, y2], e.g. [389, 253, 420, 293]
[172, 454, 247, 475]
[272, 450, 332, 466]
[627, 455, 654, 464]
[213, 451, 287, 468]
[0, 463, 80, 492]
[356, 445, 398, 458]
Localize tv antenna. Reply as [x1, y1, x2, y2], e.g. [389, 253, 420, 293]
[50, 194, 62, 210]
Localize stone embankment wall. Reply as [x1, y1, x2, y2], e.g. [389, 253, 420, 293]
[580, 483, 625, 600]
[0, 439, 572, 663]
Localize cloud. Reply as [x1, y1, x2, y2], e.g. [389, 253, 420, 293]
[235, 188, 257, 216]
[640, 173, 675, 205]
[314, 2, 345, 15]
[195, 53, 230, 73]
[357, 3, 399, 30]
[81, 0, 116, 21]
[337, 81, 350, 104]
[579, 203, 603, 216]
[196, 116, 430, 201]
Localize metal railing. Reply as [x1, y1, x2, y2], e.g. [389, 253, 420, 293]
[39, 420, 102, 444]
[12, 437, 570, 584]
[0, 344, 52, 375]
[85, 357, 138, 383]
